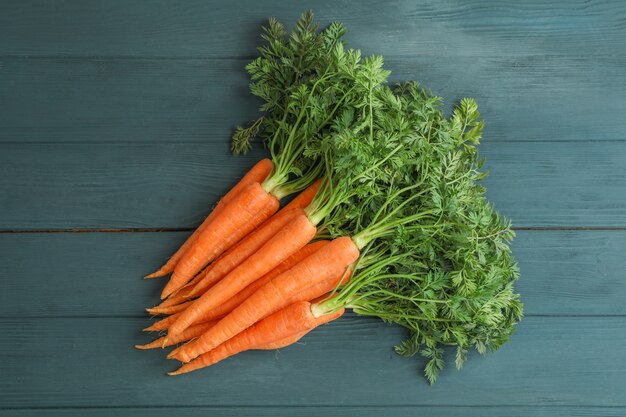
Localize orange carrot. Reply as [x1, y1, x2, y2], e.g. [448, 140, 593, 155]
[199, 245, 345, 327]
[253, 292, 347, 351]
[142, 274, 334, 334]
[255, 293, 342, 351]
[146, 300, 194, 316]
[184, 208, 303, 298]
[175, 241, 330, 327]
[145, 159, 272, 279]
[169, 291, 337, 353]
[168, 301, 344, 375]
[169, 236, 359, 362]
[152, 294, 184, 310]
[151, 289, 192, 310]
[135, 319, 219, 350]
[144, 312, 181, 332]
[162, 182, 280, 299]
[165, 237, 240, 301]
[286, 267, 352, 305]
[169, 262, 217, 300]
[144, 242, 328, 334]
[256, 330, 308, 350]
[182, 179, 322, 299]
[282, 178, 322, 212]
[167, 214, 317, 338]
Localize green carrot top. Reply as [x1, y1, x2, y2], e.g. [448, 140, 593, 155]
[313, 83, 522, 384]
[232, 13, 521, 384]
[232, 11, 367, 199]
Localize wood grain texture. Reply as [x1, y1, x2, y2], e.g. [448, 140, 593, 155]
[1, 142, 625, 229]
[0, 143, 266, 230]
[1, 0, 624, 414]
[2, 407, 625, 417]
[2, 55, 625, 143]
[510, 231, 626, 315]
[480, 142, 626, 228]
[1, 230, 624, 317]
[0, 58, 257, 144]
[0, 0, 624, 58]
[0, 316, 624, 407]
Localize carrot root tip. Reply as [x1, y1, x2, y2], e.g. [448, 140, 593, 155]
[166, 351, 186, 362]
[160, 286, 176, 300]
[144, 269, 167, 279]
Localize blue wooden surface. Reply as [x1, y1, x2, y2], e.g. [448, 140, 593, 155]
[1, 1, 625, 416]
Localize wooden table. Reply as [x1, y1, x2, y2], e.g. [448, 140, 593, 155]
[1, 1, 625, 416]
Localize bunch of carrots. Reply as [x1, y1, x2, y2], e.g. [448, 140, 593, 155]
[137, 12, 522, 383]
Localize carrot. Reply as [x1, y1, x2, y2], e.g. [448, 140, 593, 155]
[169, 236, 359, 362]
[146, 300, 194, 316]
[255, 294, 343, 351]
[287, 267, 352, 305]
[169, 262, 216, 300]
[256, 330, 308, 350]
[164, 236, 241, 301]
[144, 312, 181, 332]
[145, 159, 272, 279]
[159, 195, 274, 300]
[168, 301, 344, 375]
[168, 290, 336, 350]
[144, 242, 328, 334]
[182, 179, 322, 299]
[184, 209, 303, 299]
[162, 182, 280, 299]
[166, 213, 317, 338]
[152, 294, 185, 310]
[172, 241, 330, 329]
[282, 178, 322, 211]
[150, 290, 192, 311]
[158, 241, 334, 334]
[135, 319, 219, 350]
[253, 292, 346, 351]
[160, 291, 337, 355]
[150, 266, 208, 309]
[144, 263, 338, 336]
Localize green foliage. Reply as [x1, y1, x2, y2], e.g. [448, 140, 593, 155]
[231, 117, 263, 155]
[319, 82, 522, 384]
[232, 11, 359, 196]
[233, 13, 522, 384]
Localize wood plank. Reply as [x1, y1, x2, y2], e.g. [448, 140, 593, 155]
[481, 142, 626, 227]
[0, 0, 624, 58]
[0, 316, 624, 407]
[0, 58, 257, 144]
[1, 230, 624, 317]
[0, 143, 266, 230]
[511, 231, 626, 316]
[1, 142, 625, 229]
[2, 406, 625, 417]
[2, 55, 625, 143]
